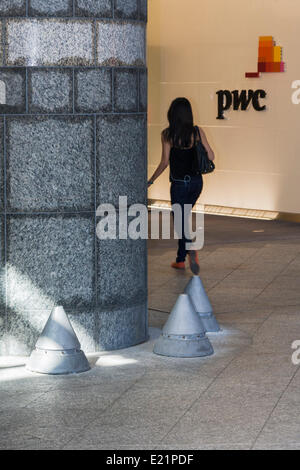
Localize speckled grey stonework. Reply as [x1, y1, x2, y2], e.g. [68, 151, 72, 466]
[0, 311, 7, 355]
[97, 114, 147, 206]
[75, 0, 113, 17]
[6, 215, 95, 313]
[68, 312, 97, 353]
[0, 214, 5, 312]
[114, 0, 138, 19]
[6, 20, 95, 66]
[28, 69, 73, 113]
[140, 0, 147, 21]
[1, 4, 147, 355]
[114, 69, 138, 112]
[6, 117, 94, 212]
[98, 235, 147, 308]
[0, 119, 4, 211]
[139, 68, 147, 112]
[0, 214, 5, 354]
[75, 68, 112, 113]
[0, 0, 26, 16]
[0, 69, 26, 114]
[0, 28, 2, 66]
[6, 309, 51, 355]
[96, 303, 147, 350]
[29, 0, 73, 16]
[97, 21, 145, 66]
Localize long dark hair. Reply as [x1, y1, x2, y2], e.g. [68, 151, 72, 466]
[163, 97, 196, 148]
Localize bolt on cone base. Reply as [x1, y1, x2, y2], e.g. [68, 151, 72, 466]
[184, 276, 221, 333]
[26, 348, 90, 375]
[153, 334, 214, 358]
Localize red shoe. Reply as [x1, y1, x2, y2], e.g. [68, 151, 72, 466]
[188, 251, 200, 275]
[171, 261, 185, 270]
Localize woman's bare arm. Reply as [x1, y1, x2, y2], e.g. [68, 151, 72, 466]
[199, 127, 215, 161]
[148, 134, 171, 185]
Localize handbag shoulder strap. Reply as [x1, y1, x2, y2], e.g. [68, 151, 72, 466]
[195, 126, 202, 144]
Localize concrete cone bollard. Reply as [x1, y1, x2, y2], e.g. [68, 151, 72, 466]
[26, 306, 90, 375]
[153, 294, 214, 357]
[184, 276, 220, 332]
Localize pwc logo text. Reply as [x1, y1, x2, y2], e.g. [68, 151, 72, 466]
[216, 36, 284, 119]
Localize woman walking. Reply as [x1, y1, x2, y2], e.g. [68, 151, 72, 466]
[148, 97, 215, 274]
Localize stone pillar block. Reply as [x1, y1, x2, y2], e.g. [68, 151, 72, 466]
[0, 1, 148, 355]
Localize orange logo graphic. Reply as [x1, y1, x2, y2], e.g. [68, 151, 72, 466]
[246, 36, 285, 78]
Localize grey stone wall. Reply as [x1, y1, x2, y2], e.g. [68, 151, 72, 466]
[0, 0, 148, 355]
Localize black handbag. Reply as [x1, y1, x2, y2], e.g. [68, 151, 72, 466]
[195, 126, 215, 174]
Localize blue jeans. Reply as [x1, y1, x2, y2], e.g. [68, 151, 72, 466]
[170, 175, 203, 263]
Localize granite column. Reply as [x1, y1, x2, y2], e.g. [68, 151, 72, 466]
[0, 0, 148, 355]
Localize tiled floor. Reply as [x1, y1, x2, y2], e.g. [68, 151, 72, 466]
[1, 215, 300, 449]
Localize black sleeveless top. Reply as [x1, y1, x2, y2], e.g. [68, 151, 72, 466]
[169, 129, 200, 180]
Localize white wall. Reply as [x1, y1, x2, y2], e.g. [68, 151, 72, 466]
[147, 0, 300, 214]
